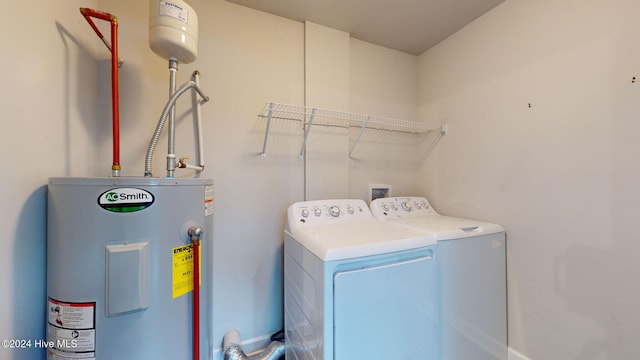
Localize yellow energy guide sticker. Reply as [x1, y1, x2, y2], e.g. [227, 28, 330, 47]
[172, 244, 201, 298]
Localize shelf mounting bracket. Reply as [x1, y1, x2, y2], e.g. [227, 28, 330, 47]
[260, 102, 274, 159]
[349, 116, 371, 158]
[299, 108, 316, 160]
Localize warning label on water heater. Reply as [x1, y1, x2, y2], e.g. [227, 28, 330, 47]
[47, 298, 96, 359]
[172, 244, 202, 298]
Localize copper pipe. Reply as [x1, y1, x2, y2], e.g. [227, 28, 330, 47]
[80, 8, 121, 176]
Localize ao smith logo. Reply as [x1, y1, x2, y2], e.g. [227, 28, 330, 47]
[98, 188, 154, 213]
[104, 191, 150, 202]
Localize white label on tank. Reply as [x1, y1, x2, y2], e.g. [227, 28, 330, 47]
[47, 298, 96, 358]
[159, 1, 189, 23]
[98, 188, 154, 213]
[205, 185, 214, 216]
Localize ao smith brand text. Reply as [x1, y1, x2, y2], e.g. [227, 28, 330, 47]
[104, 191, 151, 201]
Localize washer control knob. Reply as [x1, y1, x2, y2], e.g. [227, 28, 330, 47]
[382, 204, 389, 211]
[301, 209, 309, 218]
[313, 208, 322, 217]
[401, 201, 412, 211]
[347, 206, 354, 214]
[329, 205, 340, 217]
[391, 204, 398, 210]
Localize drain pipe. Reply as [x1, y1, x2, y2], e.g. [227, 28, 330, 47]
[223, 330, 284, 360]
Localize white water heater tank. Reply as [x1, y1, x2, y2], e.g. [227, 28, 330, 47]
[149, 0, 198, 63]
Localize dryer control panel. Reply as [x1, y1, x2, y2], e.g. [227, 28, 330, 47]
[370, 197, 438, 219]
[287, 199, 372, 229]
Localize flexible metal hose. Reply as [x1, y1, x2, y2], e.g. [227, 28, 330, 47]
[222, 330, 285, 360]
[144, 80, 209, 177]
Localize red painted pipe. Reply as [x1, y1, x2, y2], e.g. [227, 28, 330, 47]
[192, 241, 200, 360]
[79, 8, 121, 176]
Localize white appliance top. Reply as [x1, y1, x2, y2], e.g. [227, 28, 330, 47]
[286, 199, 436, 261]
[370, 197, 504, 241]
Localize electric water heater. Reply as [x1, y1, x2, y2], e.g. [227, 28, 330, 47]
[46, 177, 213, 359]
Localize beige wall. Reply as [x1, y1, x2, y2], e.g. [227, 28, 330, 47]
[419, 0, 640, 358]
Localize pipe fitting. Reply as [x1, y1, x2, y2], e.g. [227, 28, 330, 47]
[188, 227, 203, 243]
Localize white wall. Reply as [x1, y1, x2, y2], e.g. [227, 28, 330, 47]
[348, 38, 423, 200]
[0, 1, 420, 359]
[0, 1, 99, 357]
[301, 22, 424, 202]
[419, 0, 640, 358]
[1, 0, 305, 358]
[304, 22, 351, 200]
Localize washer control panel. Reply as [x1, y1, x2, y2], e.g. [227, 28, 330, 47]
[370, 196, 438, 219]
[288, 199, 372, 227]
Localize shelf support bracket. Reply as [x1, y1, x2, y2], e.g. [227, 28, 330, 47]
[260, 102, 274, 159]
[349, 116, 371, 158]
[299, 108, 316, 160]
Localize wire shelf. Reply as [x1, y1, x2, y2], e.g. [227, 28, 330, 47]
[257, 102, 445, 159]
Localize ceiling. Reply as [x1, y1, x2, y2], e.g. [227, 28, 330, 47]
[226, 0, 505, 55]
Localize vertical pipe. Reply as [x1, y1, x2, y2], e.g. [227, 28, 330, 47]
[79, 8, 121, 177]
[192, 240, 200, 360]
[167, 59, 179, 178]
[110, 17, 121, 177]
[189, 226, 203, 360]
[192, 71, 204, 172]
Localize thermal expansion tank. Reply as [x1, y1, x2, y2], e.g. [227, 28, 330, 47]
[46, 177, 213, 359]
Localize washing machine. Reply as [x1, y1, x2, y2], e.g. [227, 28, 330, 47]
[370, 197, 507, 360]
[284, 199, 438, 360]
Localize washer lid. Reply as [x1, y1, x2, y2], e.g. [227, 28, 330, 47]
[370, 196, 504, 240]
[287, 220, 436, 261]
[385, 216, 504, 241]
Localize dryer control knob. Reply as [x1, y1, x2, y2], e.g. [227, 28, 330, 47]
[301, 209, 309, 218]
[347, 206, 354, 214]
[329, 205, 340, 217]
[313, 208, 322, 217]
[401, 201, 412, 211]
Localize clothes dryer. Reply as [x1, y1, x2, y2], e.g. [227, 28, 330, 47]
[284, 199, 438, 360]
[370, 197, 507, 360]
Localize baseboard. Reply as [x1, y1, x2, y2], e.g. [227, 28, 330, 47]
[211, 333, 273, 360]
[508, 347, 532, 360]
